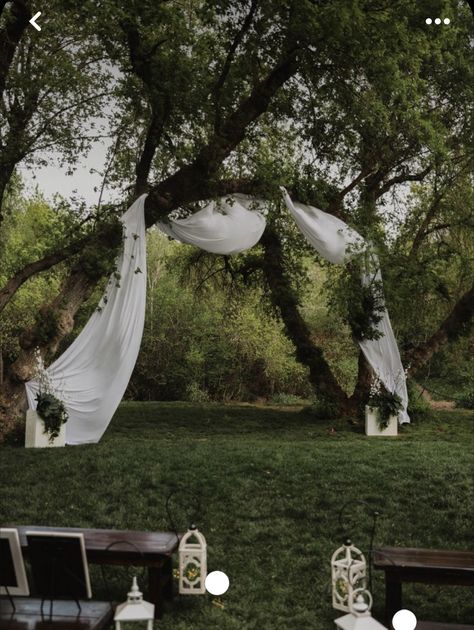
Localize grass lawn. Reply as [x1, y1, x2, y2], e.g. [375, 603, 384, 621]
[1, 402, 473, 629]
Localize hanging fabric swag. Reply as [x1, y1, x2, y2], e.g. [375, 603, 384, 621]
[26, 188, 408, 444]
[26, 195, 148, 444]
[280, 187, 409, 424]
[157, 194, 266, 254]
[25, 194, 267, 444]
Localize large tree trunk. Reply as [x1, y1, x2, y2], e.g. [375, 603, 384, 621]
[349, 350, 372, 409]
[260, 228, 349, 408]
[0, 263, 103, 436]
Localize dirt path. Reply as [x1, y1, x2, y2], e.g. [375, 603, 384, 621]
[414, 383, 456, 410]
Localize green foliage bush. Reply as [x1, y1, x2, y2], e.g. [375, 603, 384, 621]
[270, 393, 307, 405]
[407, 381, 433, 421]
[127, 233, 312, 403]
[309, 396, 341, 420]
[456, 389, 474, 410]
[185, 382, 210, 404]
[0, 192, 65, 364]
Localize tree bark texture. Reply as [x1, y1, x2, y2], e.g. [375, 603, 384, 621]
[260, 228, 348, 406]
[405, 282, 474, 373]
[0, 0, 31, 98]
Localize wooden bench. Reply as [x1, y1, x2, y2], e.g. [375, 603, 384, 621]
[15, 525, 181, 619]
[0, 597, 113, 629]
[374, 546, 474, 628]
[416, 624, 474, 630]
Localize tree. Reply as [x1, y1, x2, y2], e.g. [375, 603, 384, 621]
[0, 0, 473, 434]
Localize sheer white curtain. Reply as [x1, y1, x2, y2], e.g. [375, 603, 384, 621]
[158, 194, 266, 254]
[26, 194, 148, 444]
[281, 187, 409, 423]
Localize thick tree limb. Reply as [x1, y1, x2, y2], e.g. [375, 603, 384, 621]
[135, 105, 170, 195]
[260, 227, 348, 402]
[405, 282, 474, 372]
[349, 350, 372, 405]
[0, 0, 31, 98]
[0, 33, 300, 311]
[0, 223, 120, 314]
[10, 263, 98, 383]
[212, 0, 259, 131]
[409, 190, 447, 256]
[144, 47, 300, 224]
[2, 262, 99, 430]
[376, 164, 432, 198]
[327, 167, 373, 218]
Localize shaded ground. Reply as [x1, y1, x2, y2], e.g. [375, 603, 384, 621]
[415, 383, 456, 410]
[1, 402, 473, 629]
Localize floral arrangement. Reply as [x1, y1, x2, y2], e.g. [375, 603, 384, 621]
[33, 349, 68, 443]
[368, 375, 402, 429]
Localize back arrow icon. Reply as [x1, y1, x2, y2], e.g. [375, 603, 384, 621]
[29, 11, 42, 31]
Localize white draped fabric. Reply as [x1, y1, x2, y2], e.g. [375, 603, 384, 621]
[25, 195, 148, 444]
[281, 187, 409, 423]
[25, 186, 408, 444]
[359, 264, 409, 423]
[25, 194, 266, 444]
[158, 194, 266, 254]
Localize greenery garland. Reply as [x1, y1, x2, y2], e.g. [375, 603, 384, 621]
[347, 282, 385, 342]
[35, 392, 68, 443]
[32, 348, 68, 444]
[368, 377, 402, 429]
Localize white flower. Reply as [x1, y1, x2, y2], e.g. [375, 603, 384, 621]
[369, 375, 382, 398]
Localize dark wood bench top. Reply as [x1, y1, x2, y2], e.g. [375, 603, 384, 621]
[374, 547, 474, 627]
[6, 525, 180, 620]
[374, 546, 474, 574]
[15, 525, 180, 564]
[0, 598, 113, 629]
[417, 623, 474, 630]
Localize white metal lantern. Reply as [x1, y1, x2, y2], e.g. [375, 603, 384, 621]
[331, 539, 367, 612]
[114, 577, 154, 630]
[179, 525, 207, 594]
[334, 588, 388, 629]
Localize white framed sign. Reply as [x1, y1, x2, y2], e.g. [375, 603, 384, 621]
[26, 530, 92, 599]
[0, 528, 30, 596]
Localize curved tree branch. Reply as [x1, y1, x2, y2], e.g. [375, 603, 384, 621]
[212, 0, 259, 131]
[144, 46, 300, 224]
[405, 281, 474, 373]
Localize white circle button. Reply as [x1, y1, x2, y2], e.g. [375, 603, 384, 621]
[425, 18, 432, 24]
[205, 570, 230, 596]
[435, 17, 441, 24]
[392, 609, 417, 630]
[444, 18, 450, 24]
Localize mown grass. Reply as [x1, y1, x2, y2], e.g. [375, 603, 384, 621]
[1, 402, 473, 629]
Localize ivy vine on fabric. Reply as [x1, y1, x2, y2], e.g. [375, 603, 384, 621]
[330, 270, 385, 342]
[347, 281, 385, 342]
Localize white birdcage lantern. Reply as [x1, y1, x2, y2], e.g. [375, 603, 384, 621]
[331, 539, 367, 612]
[179, 525, 207, 594]
[334, 588, 388, 629]
[114, 577, 154, 630]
